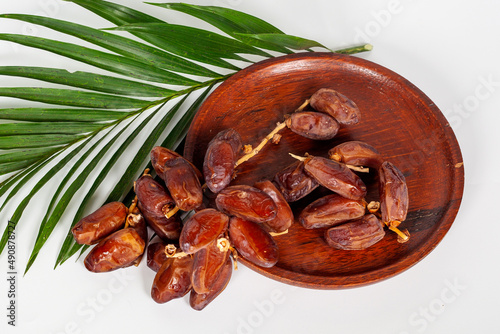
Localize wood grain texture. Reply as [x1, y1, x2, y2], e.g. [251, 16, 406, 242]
[184, 52, 464, 289]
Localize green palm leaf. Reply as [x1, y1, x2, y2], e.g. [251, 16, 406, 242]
[0, 0, 372, 272]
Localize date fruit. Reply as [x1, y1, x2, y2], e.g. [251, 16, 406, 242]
[216, 185, 277, 223]
[329, 141, 383, 169]
[150, 146, 202, 180]
[299, 194, 366, 229]
[151, 255, 193, 304]
[273, 160, 319, 202]
[324, 214, 385, 250]
[309, 88, 361, 125]
[254, 180, 293, 232]
[379, 161, 409, 224]
[191, 237, 230, 294]
[147, 241, 168, 272]
[303, 156, 367, 200]
[179, 209, 229, 254]
[286, 111, 339, 140]
[190, 255, 232, 311]
[135, 174, 182, 241]
[228, 216, 279, 268]
[72, 201, 127, 245]
[162, 157, 203, 211]
[203, 128, 242, 193]
[84, 228, 146, 272]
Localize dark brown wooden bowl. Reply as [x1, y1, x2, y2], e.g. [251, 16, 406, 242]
[184, 52, 464, 289]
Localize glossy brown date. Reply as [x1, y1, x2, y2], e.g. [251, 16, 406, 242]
[215, 185, 277, 224]
[304, 156, 367, 200]
[309, 88, 361, 125]
[84, 228, 146, 272]
[191, 237, 230, 294]
[150, 146, 202, 180]
[228, 216, 279, 268]
[286, 111, 340, 140]
[72, 201, 127, 245]
[179, 209, 229, 254]
[324, 214, 385, 250]
[190, 255, 232, 311]
[146, 241, 168, 272]
[273, 161, 319, 202]
[254, 180, 293, 232]
[151, 255, 193, 304]
[162, 157, 203, 211]
[135, 174, 182, 241]
[379, 161, 409, 224]
[203, 128, 242, 193]
[328, 141, 383, 169]
[299, 194, 366, 229]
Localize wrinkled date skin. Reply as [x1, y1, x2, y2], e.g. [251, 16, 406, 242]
[299, 194, 366, 229]
[162, 157, 203, 211]
[216, 185, 277, 224]
[135, 174, 182, 241]
[304, 156, 367, 200]
[273, 160, 319, 202]
[150, 146, 203, 180]
[329, 141, 383, 169]
[286, 111, 340, 140]
[84, 228, 146, 272]
[191, 237, 230, 294]
[309, 88, 361, 125]
[72, 201, 127, 245]
[228, 216, 279, 268]
[254, 180, 293, 232]
[179, 209, 229, 254]
[379, 161, 409, 223]
[151, 255, 193, 304]
[324, 214, 385, 250]
[147, 241, 168, 272]
[203, 128, 242, 193]
[190, 255, 232, 311]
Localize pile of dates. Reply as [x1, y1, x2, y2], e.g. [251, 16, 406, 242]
[71, 87, 409, 310]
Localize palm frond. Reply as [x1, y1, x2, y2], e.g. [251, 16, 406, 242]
[0, 0, 372, 272]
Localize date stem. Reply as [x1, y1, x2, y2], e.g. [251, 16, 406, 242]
[269, 229, 289, 237]
[295, 99, 310, 112]
[165, 244, 189, 258]
[387, 221, 410, 243]
[235, 121, 287, 167]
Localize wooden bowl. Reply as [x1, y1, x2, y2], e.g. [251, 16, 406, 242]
[184, 52, 464, 289]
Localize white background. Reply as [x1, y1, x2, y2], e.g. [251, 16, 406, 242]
[0, 0, 499, 333]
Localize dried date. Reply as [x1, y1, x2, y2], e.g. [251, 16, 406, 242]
[324, 214, 385, 250]
[286, 111, 339, 140]
[254, 180, 293, 232]
[179, 209, 229, 254]
[329, 141, 383, 169]
[150, 146, 203, 180]
[190, 255, 232, 311]
[228, 216, 279, 268]
[84, 228, 146, 272]
[303, 156, 367, 200]
[147, 241, 168, 272]
[215, 185, 277, 223]
[191, 237, 230, 294]
[151, 255, 193, 304]
[203, 128, 242, 193]
[162, 157, 203, 211]
[309, 88, 361, 125]
[299, 194, 366, 229]
[135, 174, 182, 241]
[379, 161, 409, 224]
[72, 201, 127, 245]
[273, 160, 319, 202]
